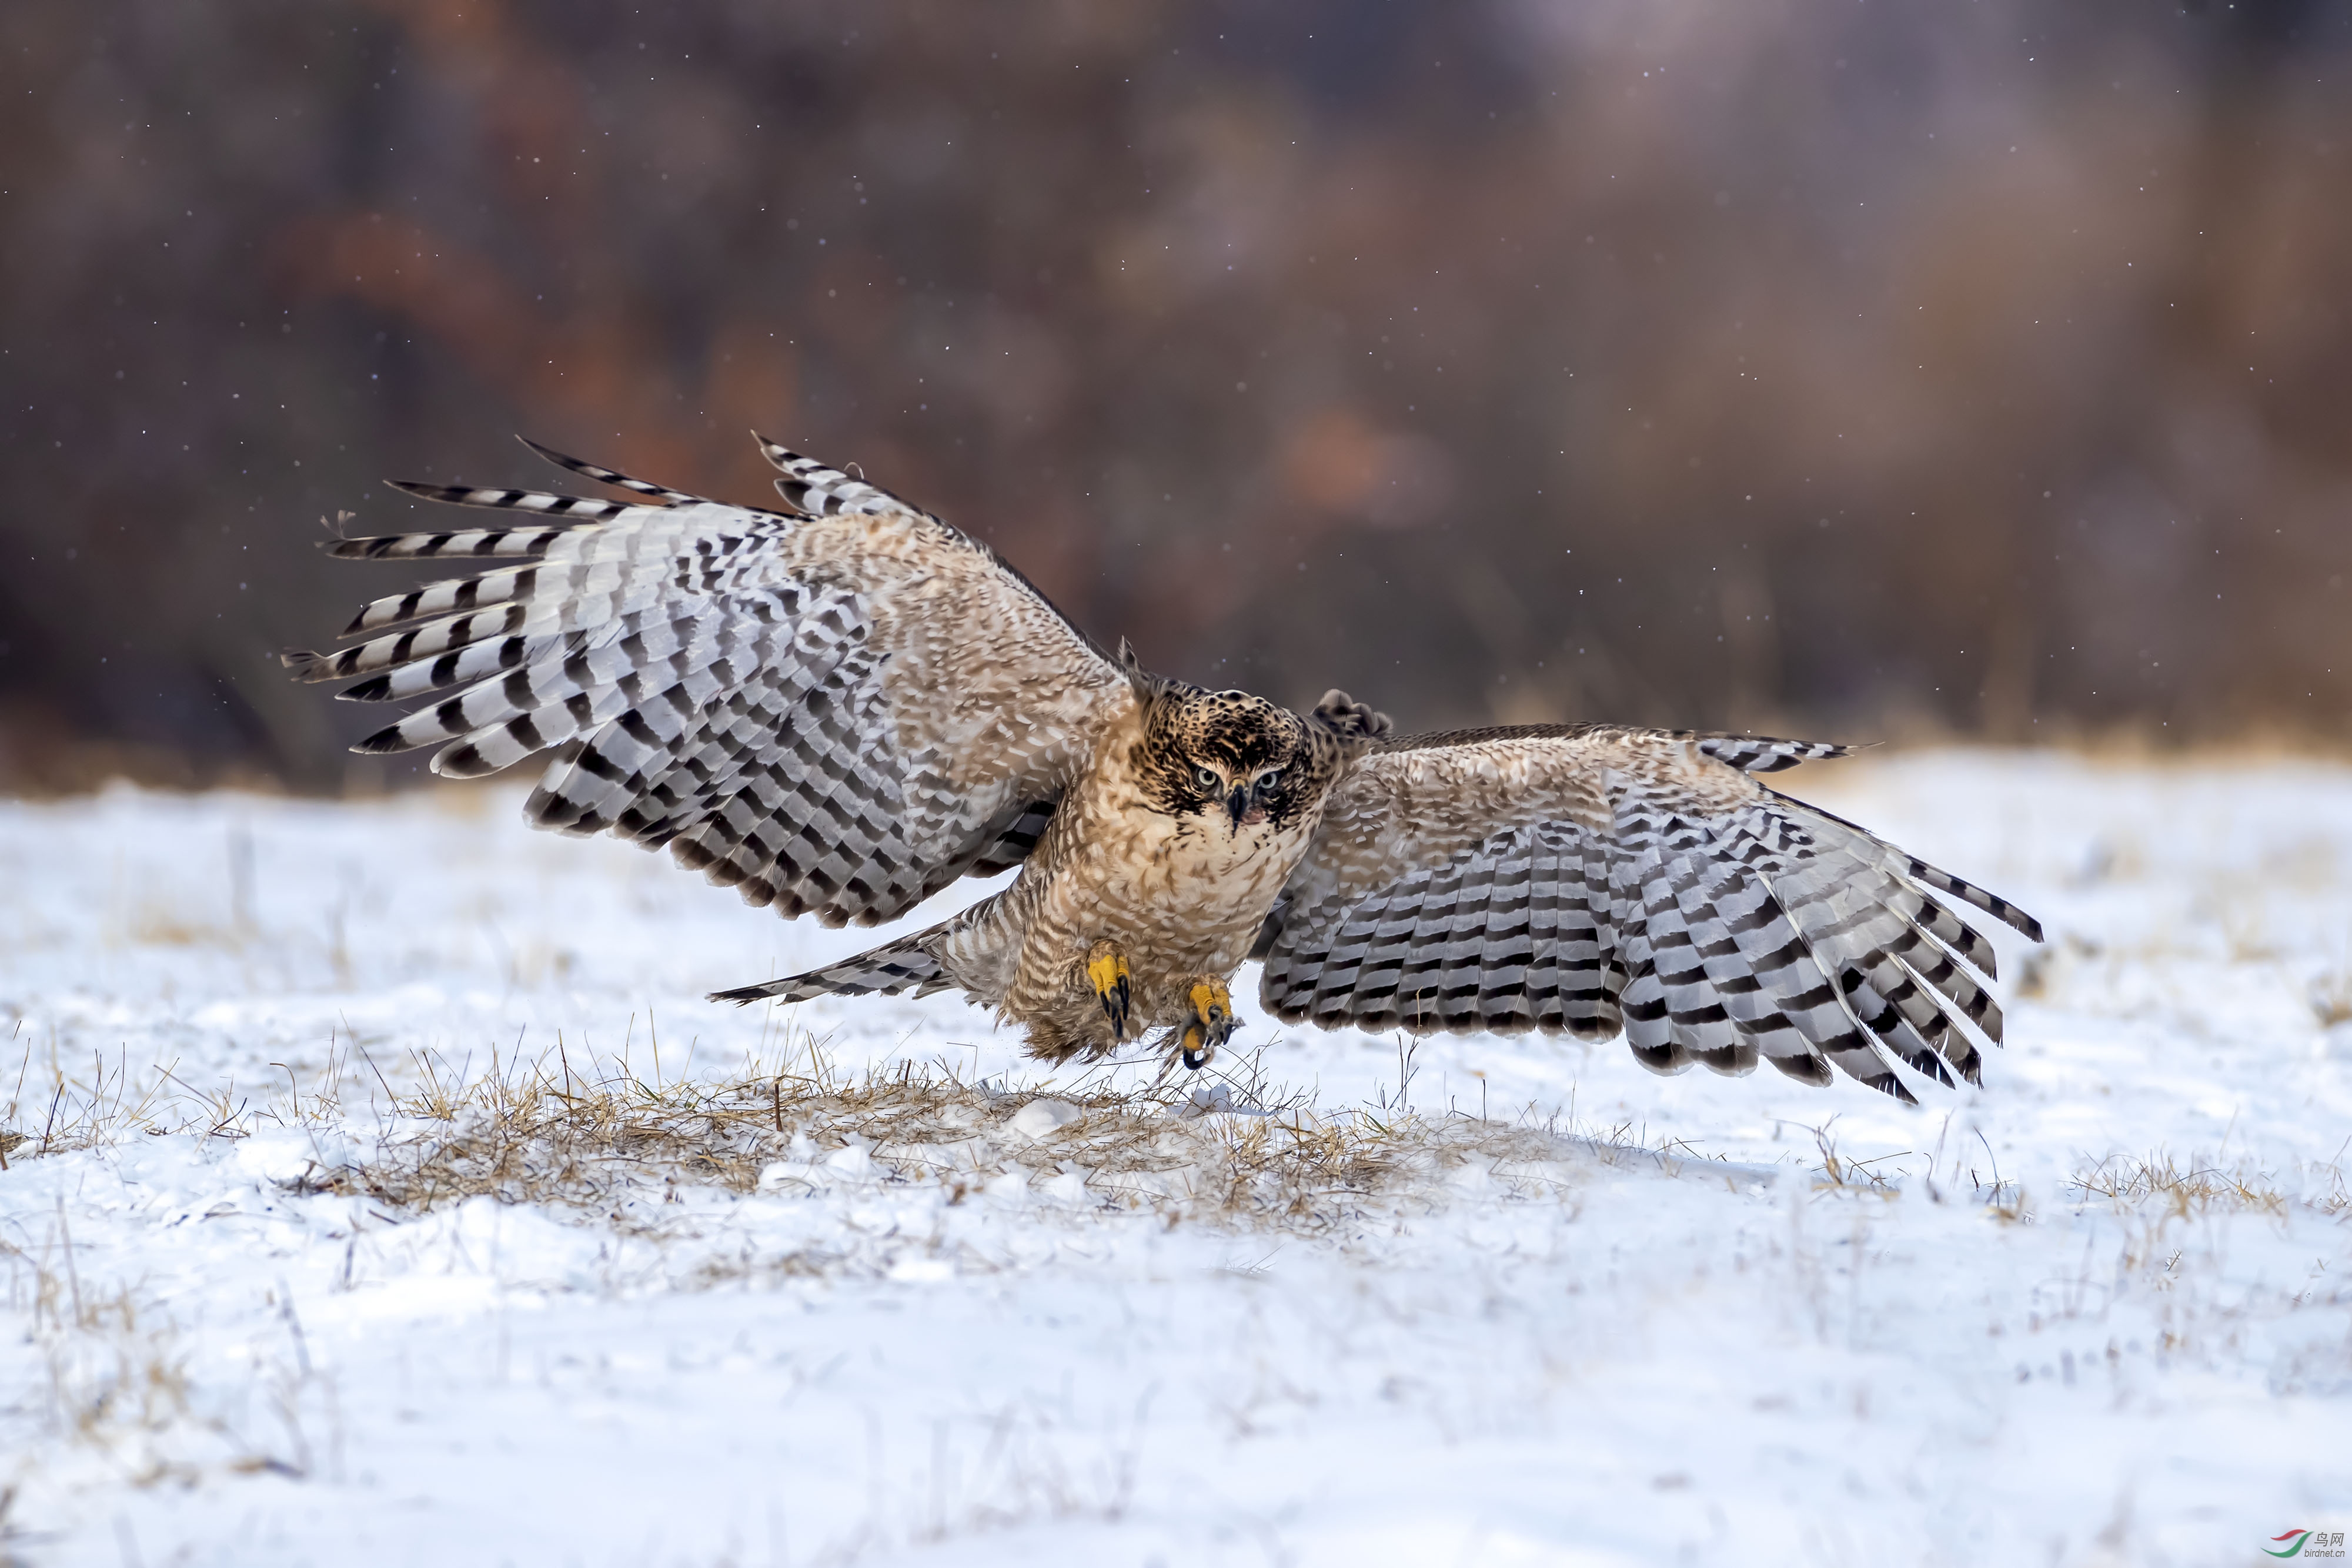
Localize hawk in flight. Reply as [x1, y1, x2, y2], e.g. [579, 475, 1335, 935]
[286, 435, 2041, 1101]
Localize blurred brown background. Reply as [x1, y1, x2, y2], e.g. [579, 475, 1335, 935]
[2, 0, 2347, 793]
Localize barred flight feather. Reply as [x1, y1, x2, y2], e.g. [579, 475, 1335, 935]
[288, 433, 1127, 928]
[709, 903, 986, 1005]
[754, 432, 933, 520]
[1257, 727, 2038, 1101]
[516, 436, 697, 503]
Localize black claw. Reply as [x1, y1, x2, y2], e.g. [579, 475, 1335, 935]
[1098, 977, 1131, 1039]
[1181, 1048, 1207, 1071]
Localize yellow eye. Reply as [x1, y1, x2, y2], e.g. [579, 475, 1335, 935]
[1194, 765, 1220, 791]
[1257, 768, 1282, 792]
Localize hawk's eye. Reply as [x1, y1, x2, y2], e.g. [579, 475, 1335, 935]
[1255, 768, 1282, 793]
[1192, 764, 1220, 793]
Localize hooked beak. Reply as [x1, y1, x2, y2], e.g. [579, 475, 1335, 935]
[1224, 784, 1265, 830]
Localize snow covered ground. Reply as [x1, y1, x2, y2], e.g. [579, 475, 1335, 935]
[3, 750, 2350, 1567]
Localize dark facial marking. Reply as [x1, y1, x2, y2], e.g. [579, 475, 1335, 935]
[1132, 686, 1343, 830]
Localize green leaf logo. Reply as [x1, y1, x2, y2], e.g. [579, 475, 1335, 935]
[2266, 1530, 2312, 1559]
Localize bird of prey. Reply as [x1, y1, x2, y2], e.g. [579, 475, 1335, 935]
[285, 434, 2041, 1101]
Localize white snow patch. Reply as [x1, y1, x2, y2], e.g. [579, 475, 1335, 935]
[2, 755, 2350, 1565]
[1007, 1096, 1084, 1141]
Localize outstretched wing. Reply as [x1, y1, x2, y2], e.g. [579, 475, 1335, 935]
[1253, 725, 2042, 1101]
[285, 435, 1127, 927]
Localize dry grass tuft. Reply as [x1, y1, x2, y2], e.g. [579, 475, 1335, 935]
[1803, 1118, 1909, 1195]
[2311, 971, 2352, 1029]
[2069, 1151, 2296, 1219]
[0, 1030, 188, 1168]
[4, 1223, 326, 1486]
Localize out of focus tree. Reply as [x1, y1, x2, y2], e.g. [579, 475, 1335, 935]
[1, 0, 2347, 790]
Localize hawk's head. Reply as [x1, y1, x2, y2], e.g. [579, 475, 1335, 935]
[1119, 643, 1390, 832]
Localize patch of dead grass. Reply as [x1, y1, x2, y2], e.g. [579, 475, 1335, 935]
[0, 1016, 1838, 1245]
[276, 1033, 1633, 1238]
[0, 1029, 188, 1168]
[2068, 1150, 2296, 1219]
[1, 1215, 315, 1489]
[3, 1019, 1667, 1240]
[2310, 971, 2352, 1029]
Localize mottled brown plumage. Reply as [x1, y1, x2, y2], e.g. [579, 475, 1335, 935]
[288, 435, 2042, 1099]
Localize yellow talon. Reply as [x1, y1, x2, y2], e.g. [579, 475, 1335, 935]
[1086, 940, 1132, 1039]
[1181, 978, 1234, 1069]
[1087, 947, 1130, 994]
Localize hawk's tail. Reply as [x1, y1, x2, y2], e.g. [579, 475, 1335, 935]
[709, 926, 956, 1006]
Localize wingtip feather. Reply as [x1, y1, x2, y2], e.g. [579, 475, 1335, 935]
[709, 980, 784, 1006]
[350, 723, 416, 756]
